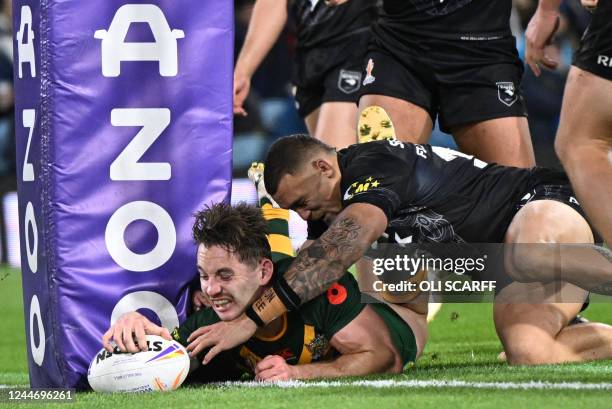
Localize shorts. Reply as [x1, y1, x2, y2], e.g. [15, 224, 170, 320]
[370, 303, 418, 366]
[360, 33, 528, 133]
[293, 29, 370, 117]
[492, 169, 593, 296]
[573, 0, 612, 81]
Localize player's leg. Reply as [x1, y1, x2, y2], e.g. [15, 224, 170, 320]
[438, 36, 535, 167]
[555, 67, 612, 244]
[313, 102, 358, 149]
[494, 282, 612, 365]
[504, 199, 612, 294]
[451, 117, 535, 167]
[359, 95, 432, 143]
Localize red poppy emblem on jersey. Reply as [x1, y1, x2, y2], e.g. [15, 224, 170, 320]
[327, 283, 347, 305]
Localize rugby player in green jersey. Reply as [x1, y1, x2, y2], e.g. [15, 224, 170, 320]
[102, 168, 427, 381]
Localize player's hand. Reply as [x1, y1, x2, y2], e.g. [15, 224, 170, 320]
[186, 313, 258, 364]
[102, 312, 172, 354]
[255, 355, 297, 382]
[192, 290, 210, 312]
[525, 8, 560, 77]
[581, 0, 598, 11]
[233, 72, 251, 116]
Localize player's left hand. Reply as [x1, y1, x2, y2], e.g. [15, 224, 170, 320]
[255, 355, 296, 382]
[185, 313, 258, 364]
[525, 8, 560, 76]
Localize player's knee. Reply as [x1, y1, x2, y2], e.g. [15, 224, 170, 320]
[502, 334, 556, 366]
[505, 246, 544, 283]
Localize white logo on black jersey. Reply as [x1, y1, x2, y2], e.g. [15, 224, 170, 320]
[338, 70, 362, 94]
[496, 82, 518, 107]
[597, 55, 612, 68]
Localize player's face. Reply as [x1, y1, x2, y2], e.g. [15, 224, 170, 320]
[273, 163, 342, 222]
[197, 244, 266, 321]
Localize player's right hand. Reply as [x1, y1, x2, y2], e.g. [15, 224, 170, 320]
[102, 312, 171, 354]
[525, 8, 560, 77]
[233, 72, 250, 116]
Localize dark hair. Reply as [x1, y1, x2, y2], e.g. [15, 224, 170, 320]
[192, 202, 271, 266]
[263, 134, 335, 196]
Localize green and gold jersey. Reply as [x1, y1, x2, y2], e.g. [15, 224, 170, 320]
[173, 200, 416, 377]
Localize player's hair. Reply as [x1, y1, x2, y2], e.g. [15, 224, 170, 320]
[264, 134, 335, 196]
[192, 202, 271, 266]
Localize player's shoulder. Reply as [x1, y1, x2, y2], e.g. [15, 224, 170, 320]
[304, 272, 361, 310]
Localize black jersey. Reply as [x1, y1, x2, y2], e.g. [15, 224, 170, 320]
[308, 140, 566, 244]
[375, 0, 512, 40]
[289, 0, 377, 50]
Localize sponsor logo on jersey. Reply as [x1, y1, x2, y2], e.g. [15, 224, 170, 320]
[597, 55, 612, 68]
[496, 81, 518, 107]
[363, 58, 376, 86]
[338, 69, 362, 94]
[343, 176, 381, 201]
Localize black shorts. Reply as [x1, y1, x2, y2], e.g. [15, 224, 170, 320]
[515, 169, 586, 220]
[492, 169, 593, 295]
[573, 0, 612, 81]
[293, 29, 370, 117]
[359, 32, 528, 133]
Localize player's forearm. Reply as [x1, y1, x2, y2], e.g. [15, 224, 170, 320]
[235, 0, 288, 79]
[284, 214, 373, 304]
[292, 350, 397, 380]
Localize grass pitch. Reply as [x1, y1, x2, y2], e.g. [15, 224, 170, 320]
[1, 266, 611, 408]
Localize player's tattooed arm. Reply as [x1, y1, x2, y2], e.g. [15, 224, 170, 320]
[285, 202, 388, 304]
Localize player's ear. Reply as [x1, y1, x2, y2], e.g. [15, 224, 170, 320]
[312, 158, 335, 178]
[258, 257, 274, 286]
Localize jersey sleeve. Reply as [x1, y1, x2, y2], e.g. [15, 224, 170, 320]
[171, 308, 221, 347]
[261, 203, 294, 264]
[300, 273, 366, 340]
[341, 141, 416, 220]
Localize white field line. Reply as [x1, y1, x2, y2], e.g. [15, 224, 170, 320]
[219, 379, 612, 391]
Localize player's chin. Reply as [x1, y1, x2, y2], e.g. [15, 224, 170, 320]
[214, 305, 242, 321]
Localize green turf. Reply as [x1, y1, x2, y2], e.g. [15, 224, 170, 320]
[1, 266, 611, 408]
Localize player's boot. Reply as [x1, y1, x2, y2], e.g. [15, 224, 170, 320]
[358, 105, 397, 143]
[248, 162, 279, 207]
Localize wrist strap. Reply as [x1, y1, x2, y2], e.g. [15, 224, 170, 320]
[273, 276, 301, 311]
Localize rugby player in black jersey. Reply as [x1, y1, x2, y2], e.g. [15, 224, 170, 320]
[101, 171, 427, 381]
[525, 0, 612, 244]
[194, 128, 612, 366]
[351, 0, 535, 168]
[233, 0, 376, 149]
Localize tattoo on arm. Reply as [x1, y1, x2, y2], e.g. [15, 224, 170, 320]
[284, 216, 363, 303]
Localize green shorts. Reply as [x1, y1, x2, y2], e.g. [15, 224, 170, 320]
[370, 303, 418, 366]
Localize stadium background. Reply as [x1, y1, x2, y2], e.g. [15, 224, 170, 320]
[0, 0, 610, 406]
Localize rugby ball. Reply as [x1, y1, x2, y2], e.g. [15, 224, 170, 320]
[88, 335, 190, 393]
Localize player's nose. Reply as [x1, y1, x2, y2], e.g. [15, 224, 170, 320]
[205, 279, 222, 297]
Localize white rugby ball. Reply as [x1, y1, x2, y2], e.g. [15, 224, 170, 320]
[88, 335, 190, 393]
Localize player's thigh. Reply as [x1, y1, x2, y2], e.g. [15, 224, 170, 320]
[556, 66, 612, 156]
[494, 281, 585, 364]
[505, 199, 593, 245]
[314, 102, 358, 149]
[304, 108, 320, 137]
[436, 54, 533, 166]
[359, 95, 432, 144]
[452, 116, 535, 167]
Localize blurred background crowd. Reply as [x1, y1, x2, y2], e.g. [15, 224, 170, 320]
[232, 0, 592, 175]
